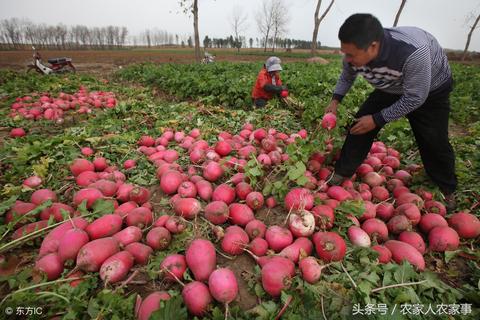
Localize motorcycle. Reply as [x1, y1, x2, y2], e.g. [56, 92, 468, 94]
[27, 46, 76, 74]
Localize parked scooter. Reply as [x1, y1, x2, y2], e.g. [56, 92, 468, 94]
[27, 46, 76, 74]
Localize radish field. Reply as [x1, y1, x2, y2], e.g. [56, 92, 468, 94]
[0, 57, 479, 320]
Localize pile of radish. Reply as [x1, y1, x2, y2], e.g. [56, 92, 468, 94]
[4, 116, 480, 319]
[8, 86, 117, 123]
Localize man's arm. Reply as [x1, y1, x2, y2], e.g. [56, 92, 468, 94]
[332, 60, 357, 103]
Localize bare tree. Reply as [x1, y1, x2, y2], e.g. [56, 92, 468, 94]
[393, 0, 407, 27]
[255, 0, 275, 52]
[311, 0, 334, 55]
[230, 5, 248, 52]
[462, 11, 480, 61]
[271, 0, 290, 52]
[179, 0, 202, 62]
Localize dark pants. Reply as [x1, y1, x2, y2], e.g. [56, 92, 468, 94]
[254, 98, 267, 108]
[334, 85, 457, 194]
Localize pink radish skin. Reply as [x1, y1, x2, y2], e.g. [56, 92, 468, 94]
[137, 291, 171, 320]
[76, 237, 120, 272]
[299, 256, 325, 284]
[288, 210, 315, 237]
[235, 182, 252, 200]
[321, 113, 337, 130]
[195, 180, 213, 201]
[428, 226, 460, 252]
[70, 159, 95, 176]
[384, 240, 425, 271]
[116, 183, 135, 202]
[112, 226, 143, 247]
[39, 218, 89, 257]
[361, 218, 389, 242]
[326, 186, 352, 202]
[311, 205, 335, 230]
[114, 201, 138, 218]
[221, 226, 249, 255]
[161, 254, 187, 281]
[93, 157, 108, 171]
[387, 215, 411, 235]
[203, 161, 224, 182]
[371, 245, 392, 264]
[165, 216, 187, 234]
[86, 214, 123, 239]
[208, 268, 238, 304]
[31, 189, 57, 205]
[419, 213, 448, 234]
[129, 186, 150, 205]
[99, 251, 134, 283]
[279, 237, 313, 263]
[125, 242, 152, 265]
[312, 231, 346, 262]
[58, 229, 90, 262]
[359, 201, 377, 221]
[173, 198, 202, 220]
[376, 203, 395, 221]
[12, 220, 49, 240]
[89, 179, 118, 197]
[265, 226, 293, 252]
[246, 192, 264, 210]
[348, 226, 371, 247]
[394, 203, 421, 226]
[204, 201, 229, 225]
[396, 192, 424, 209]
[73, 188, 103, 208]
[424, 200, 447, 217]
[186, 239, 216, 282]
[39, 203, 74, 222]
[398, 231, 426, 254]
[34, 253, 64, 281]
[261, 257, 295, 297]
[182, 281, 212, 316]
[23, 175, 42, 188]
[285, 188, 314, 211]
[448, 212, 480, 239]
[228, 203, 255, 226]
[160, 170, 183, 194]
[126, 207, 153, 228]
[153, 215, 170, 227]
[266, 196, 277, 208]
[245, 219, 267, 240]
[146, 227, 171, 250]
[249, 238, 269, 256]
[177, 181, 197, 198]
[212, 184, 236, 205]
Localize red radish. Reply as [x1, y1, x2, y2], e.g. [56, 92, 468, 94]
[123, 159, 137, 170]
[161, 254, 187, 281]
[279, 237, 313, 263]
[204, 201, 229, 225]
[173, 198, 201, 220]
[394, 170, 412, 185]
[10, 127, 26, 138]
[76, 237, 120, 272]
[5, 201, 37, 226]
[387, 215, 411, 235]
[114, 201, 138, 217]
[245, 219, 267, 239]
[138, 135, 155, 147]
[39, 203, 73, 222]
[34, 253, 64, 281]
[321, 112, 337, 130]
[212, 184, 235, 205]
[76, 171, 98, 187]
[86, 214, 123, 239]
[22, 176, 42, 188]
[284, 188, 314, 211]
[327, 186, 352, 202]
[89, 179, 118, 197]
[186, 239, 216, 282]
[424, 200, 446, 217]
[448, 212, 480, 239]
[419, 213, 448, 234]
[99, 251, 134, 283]
[215, 141, 232, 156]
[128, 186, 150, 205]
[359, 201, 377, 221]
[371, 186, 389, 202]
[12, 220, 49, 240]
[153, 215, 170, 227]
[246, 192, 264, 210]
[177, 181, 197, 198]
[236, 182, 252, 201]
[208, 268, 238, 307]
[261, 257, 295, 297]
[396, 192, 424, 209]
[38, 218, 88, 258]
[361, 218, 389, 243]
[393, 186, 410, 198]
[137, 291, 171, 320]
[189, 128, 201, 138]
[160, 170, 183, 194]
[299, 256, 325, 284]
[428, 226, 460, 252]
[196, 180, 213, 201]
[81, 147, 94, 157]
[371, 245, 392, 264]
[146, 227, 171, 250]
[190, 149, 205, 164]
[266, 196, 277, 208]
[265, 226, 293, 252]
[112, 226, 143, 247]
[362, 171, 384, 187]
[165, 216, 187, 234]
[348, 226, 371, 247]
[387, 179, 404, 192]
[73, 188, 103, 208]
[221, 226, 249, 255]
[288, 210, 315, 237]
[376, 203, 394, 221]
[357, 163, 374, 177]
[93, 157, 108, 171]
[203, 161, 224, 182]
[58, 229, 89, 262]
[249, 238, 269, 256]
[313, 231, 346, 262]
[182, 281, 212, 316]
[228, 203, 255, 226]
[384, 240, 425, 271]
[229, 172, 245, 185]
[70, 159, 95, 176]
[31, 189, 57, 205]
[162, 150, 178, 163]
[125, 242, 152, 265]
[311, 205, 335, 230]
[398, 231, 426, 254]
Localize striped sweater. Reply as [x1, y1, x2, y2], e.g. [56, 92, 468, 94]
[333, 26, 452, 126]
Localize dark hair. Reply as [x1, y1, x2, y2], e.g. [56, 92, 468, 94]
[338, 14, 384, 49]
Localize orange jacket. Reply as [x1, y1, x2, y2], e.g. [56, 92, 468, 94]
[252, 68, 282, 100]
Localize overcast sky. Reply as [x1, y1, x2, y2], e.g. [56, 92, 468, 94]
[0, 0, 479, 51]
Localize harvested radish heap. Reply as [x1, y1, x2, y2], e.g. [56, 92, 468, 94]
[9, 86, 117, 122]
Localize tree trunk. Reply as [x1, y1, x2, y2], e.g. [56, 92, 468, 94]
[311, 0, 334, 55]
[393, 0, 407, 27]
[462, 12, 480, 61]
[193, 0, 201, 63]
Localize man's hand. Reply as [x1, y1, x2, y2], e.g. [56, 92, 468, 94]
[325, 100, 339, 115]
[350, 115, 376, 135]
